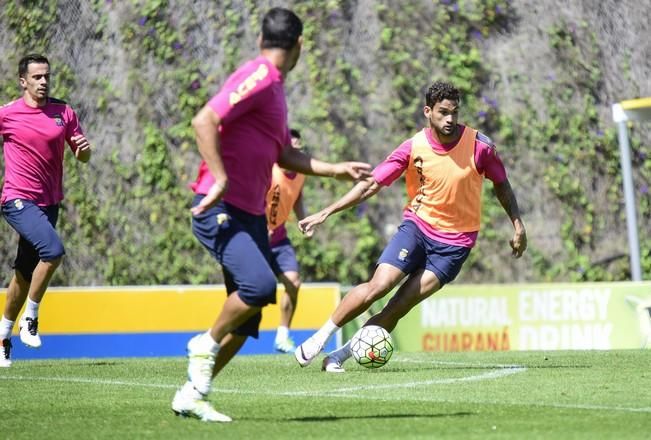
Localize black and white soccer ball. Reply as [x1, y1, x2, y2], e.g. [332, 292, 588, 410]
[350, 325, 394, 369]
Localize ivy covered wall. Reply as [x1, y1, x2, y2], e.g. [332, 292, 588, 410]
[0, 0, 649, 286]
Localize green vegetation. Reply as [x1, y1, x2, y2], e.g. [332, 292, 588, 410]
[1, 350, 650, 439]
[0, 1, 648, 285]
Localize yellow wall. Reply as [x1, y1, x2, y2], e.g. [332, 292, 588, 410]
[0, 284, 340, 334]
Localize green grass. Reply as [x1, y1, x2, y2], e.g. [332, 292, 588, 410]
[2, 350, 650, 439]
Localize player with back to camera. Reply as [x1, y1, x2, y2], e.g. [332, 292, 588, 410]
[171, 7, 371, 422]
[267, 128, 308, 354]
[0, 54, 92, 368]
[294, 81, 527, 372]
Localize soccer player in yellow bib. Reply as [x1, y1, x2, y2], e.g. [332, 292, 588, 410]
[265, 129, 306, 353]
[295, 81, 527, 372]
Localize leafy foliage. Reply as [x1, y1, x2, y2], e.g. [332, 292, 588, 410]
[0, 0, 649, 285]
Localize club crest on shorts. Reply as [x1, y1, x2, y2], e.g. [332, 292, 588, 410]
[13, 199, 24, 210]
[398, 248, 409, 261]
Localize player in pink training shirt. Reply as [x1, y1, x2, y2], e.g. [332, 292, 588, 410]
[0, 54, 92, 368]
[172, 8, 371, 423]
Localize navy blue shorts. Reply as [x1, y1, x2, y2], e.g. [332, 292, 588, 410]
[270, 238, 299, 274]
[191, 196, 277, 338]
[2, 199, 64, 282]
[378, 220, 471, 286]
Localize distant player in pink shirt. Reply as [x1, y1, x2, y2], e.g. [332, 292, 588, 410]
[295, 81, 527, 372]
[172, 8, 371, 422]
[0, 54, 92, 368]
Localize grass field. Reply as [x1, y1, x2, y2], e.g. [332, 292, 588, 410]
[2, 350, 650, 439]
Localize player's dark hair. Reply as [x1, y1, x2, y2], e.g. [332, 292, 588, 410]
[290, 128, 301, 139]
[18, 54, 50, 78]
[261, 8, 303, 50]
[425, 81, 460, 108]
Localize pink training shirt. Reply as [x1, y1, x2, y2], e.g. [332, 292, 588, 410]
[372, 126, 507, 248]
[190, 56, 291, 215]
[0, 97, 84, 206]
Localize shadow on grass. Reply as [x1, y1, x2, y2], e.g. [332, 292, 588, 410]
[384, 364, 592, 373]
[22, 360, 126, 368]
[284, 411, 474, 422]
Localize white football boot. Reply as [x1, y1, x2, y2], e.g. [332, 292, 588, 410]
[294, 336, 324, 367]
[19, 317, 41, 348]
[172, 389, 232, 423]
[321, 354, 345, 373]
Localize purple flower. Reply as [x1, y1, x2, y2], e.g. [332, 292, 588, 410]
[470, 29, 483, 41]
[190, 80, 201, 90]
[477, 110, 487, 118]
[545, 73, 556, 81]
[481, 96, 499, 108]
[172, 41, 183, 50]
[640, 185, 649, 194]
[440, 0, 452, 4]
[595, 130, 604, 137]
[495, 5, 502, 14]
[138, 17, 147, 26]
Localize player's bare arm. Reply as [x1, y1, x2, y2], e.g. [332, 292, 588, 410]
[278, 146, 371, 181]
[71, 134, 92, 163]
[493, 179, 527, 258]
[293, 192, 307, 221]
[191, 105, 229, 216]
[299, 176, 381, 237]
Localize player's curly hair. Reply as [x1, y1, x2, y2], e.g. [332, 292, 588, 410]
[425, 81, 460, 108]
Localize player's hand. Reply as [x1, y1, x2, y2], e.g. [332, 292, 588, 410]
[332, 162, 372, 181]
[191, 182, 227, 216]
[71, 134, 91, 151]
[71, 135, 91, 161]
[510, 224, 527, 258]
[298, 211, 329, 237]
[70, 134, 90, 153]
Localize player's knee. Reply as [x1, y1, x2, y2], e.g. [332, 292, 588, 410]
[46, 255, 64, 268]
[365, 280, 393, 302]
[287, 278, 301, 295]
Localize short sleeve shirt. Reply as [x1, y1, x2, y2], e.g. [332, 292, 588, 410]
[0, 97, 83, 206]
[190, 56, 291, 215]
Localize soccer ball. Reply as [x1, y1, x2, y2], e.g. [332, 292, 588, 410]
[350, 325, 394, 369]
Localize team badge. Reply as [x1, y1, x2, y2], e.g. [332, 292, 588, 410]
[14, 199, 24, 210]
[398, 248, 409, 261]
[53, 114, 64, 126]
